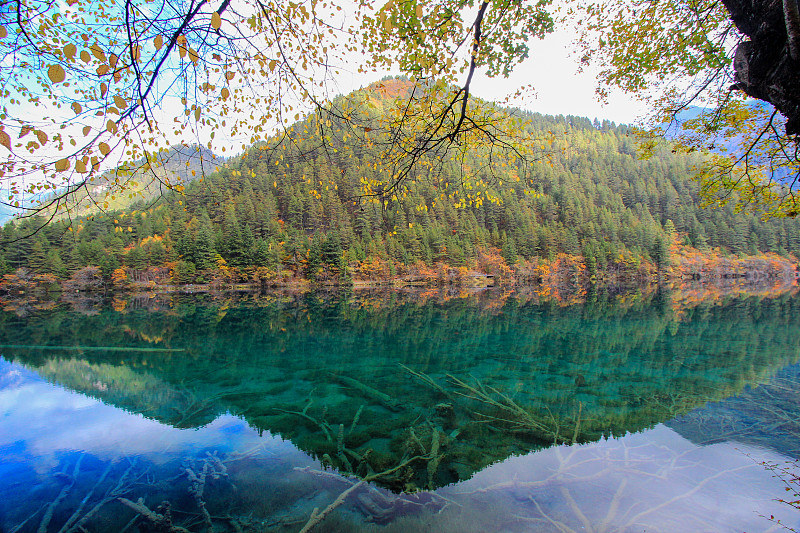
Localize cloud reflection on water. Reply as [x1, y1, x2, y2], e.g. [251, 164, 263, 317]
[2, 357, 799, 532]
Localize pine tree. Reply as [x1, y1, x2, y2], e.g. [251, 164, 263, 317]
[501, 233, 518, 266]
[126, 246, 148, 271]
[28, 241, 48, 273]
[195, 225, 217, 271]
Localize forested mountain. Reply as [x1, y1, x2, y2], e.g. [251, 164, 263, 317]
[0, 146, 221, 226]
[2, 81, 799, 286]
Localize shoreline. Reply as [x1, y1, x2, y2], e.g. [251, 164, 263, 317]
[2, 273, 796, 304]
[2, 246, 798, 298]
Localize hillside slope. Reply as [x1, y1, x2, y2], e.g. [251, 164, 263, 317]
[2, 81, 799, 285]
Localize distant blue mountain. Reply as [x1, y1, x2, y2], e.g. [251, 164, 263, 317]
[665, 100, 773, 135]
[663, 101, 797, 188]
[0, 145, 223, 225]
[0, 203, 18, 225]
[0, 192, 54, 225]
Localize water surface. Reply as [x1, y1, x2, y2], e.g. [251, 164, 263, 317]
[1, 288, 799, 532]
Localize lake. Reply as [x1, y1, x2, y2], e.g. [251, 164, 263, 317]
[1, 286, 799, 532]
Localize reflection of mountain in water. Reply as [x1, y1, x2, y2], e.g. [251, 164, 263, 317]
[668, 361, 800, 458]
[3, 289, 800, 491]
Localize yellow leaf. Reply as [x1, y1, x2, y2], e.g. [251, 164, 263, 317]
[128, 226, 133, 232]
[0, 130, 10, 151]
[71, 102, 82, 114]
[188, 47, 199, 63]
[96, 64, 109, 76]
[221, 87, 229, 99]
[75, 160, 87, 173]
[47, 64, 66, 83]
[106, 119, 117, 133]
[19, 126, 32, 138]
[194, 107, 201, 120]
[269, 59, 277, 71]
[0, 26, 6, 39]
[225, 71, 234, 80]
[80, 50, 90, 63]
[82, 126, 91, 136]
[90, 43, 105, 61]
[100, 82, 108, 97]
[99, 142, 110, 155]
[63, 43, 76, 58]
[113, 95, 126, 109]
[55, 158, 70, 171]
[211, 11, 221, 29]
[154, 34, 163, 50]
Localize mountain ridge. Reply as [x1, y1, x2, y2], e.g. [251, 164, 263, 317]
[1, 80, 799, 285]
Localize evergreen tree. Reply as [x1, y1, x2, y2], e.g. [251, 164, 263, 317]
[126, 246, 148, 271]
[28, 241, 48, 273]
[501, 232, 518, 266]
[195, 225, 217, 271]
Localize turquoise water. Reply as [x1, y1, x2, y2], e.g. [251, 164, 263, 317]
[1, 288, 799, 531]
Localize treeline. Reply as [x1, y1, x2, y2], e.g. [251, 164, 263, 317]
[2, 81, 800, 287]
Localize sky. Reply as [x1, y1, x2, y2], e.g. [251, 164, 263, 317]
[471, 30, 650, 125]
[328, 23, 650, 129]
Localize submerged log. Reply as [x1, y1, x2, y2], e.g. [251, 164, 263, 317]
[117, 498, 190, 533]
[331, 374, 403, 411]
[0, 344, 184, 352]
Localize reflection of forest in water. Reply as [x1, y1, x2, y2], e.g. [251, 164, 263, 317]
[2, 286, 800, 532]
[2, 286, 800, 491]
